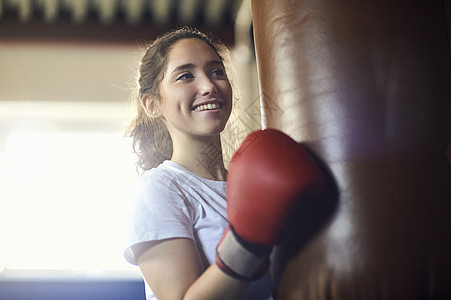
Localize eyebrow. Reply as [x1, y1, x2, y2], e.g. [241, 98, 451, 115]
[169, 60, 223, 77]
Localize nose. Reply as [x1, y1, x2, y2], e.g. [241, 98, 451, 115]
[198, 74, 217, 96]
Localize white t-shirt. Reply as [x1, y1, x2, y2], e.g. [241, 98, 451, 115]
[124, 160, 273, 300]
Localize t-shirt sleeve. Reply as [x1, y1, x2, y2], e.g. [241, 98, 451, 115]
[123, 172, 195, 265]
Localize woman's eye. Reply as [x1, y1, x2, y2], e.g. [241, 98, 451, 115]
[212, 69, 225, 77]
[176, 73, 194, 81]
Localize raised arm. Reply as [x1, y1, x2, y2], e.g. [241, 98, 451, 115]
[138, 129, 324, 299]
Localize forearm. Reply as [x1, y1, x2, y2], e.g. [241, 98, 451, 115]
[183, 263, 249, 300]
[138, 239, 251, 300]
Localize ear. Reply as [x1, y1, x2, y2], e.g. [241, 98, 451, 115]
[142, 95, 163, 119]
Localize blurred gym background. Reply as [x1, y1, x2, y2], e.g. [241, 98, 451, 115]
[0, 0, 259, 299]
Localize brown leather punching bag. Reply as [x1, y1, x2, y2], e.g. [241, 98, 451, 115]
[251, 0, 451, 299]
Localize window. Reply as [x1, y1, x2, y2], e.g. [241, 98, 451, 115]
[0, 101, 139, 276]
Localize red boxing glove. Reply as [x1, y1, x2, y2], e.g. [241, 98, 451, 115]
[216, 129, 324, 280]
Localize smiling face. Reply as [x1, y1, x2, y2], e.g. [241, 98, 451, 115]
[154, 38, 233, 143]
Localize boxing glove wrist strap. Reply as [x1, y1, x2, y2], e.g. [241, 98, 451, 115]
[215, 227, 270, 280]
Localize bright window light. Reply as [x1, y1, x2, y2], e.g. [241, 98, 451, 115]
[0, 102, 139, 275]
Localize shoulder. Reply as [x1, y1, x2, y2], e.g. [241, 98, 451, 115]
[136, 161, 186, 195]
[132, 161, 194, 209]
[139, 160, 196, 189]
[124, 162, 200, 250]
[138, 160, 226, 198]
[131, 160, 227, 218]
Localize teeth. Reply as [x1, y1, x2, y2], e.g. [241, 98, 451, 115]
[194, 103, 220, 112]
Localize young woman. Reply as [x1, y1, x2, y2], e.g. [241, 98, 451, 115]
[123, 28, 273, 299]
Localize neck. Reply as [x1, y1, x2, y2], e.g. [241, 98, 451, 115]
[171, 134, 227, 181]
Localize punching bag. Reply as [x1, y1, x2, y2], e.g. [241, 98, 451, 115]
[251, 0, 451, 298]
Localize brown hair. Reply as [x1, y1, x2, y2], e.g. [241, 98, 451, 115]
[125, 27, 231, 172]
